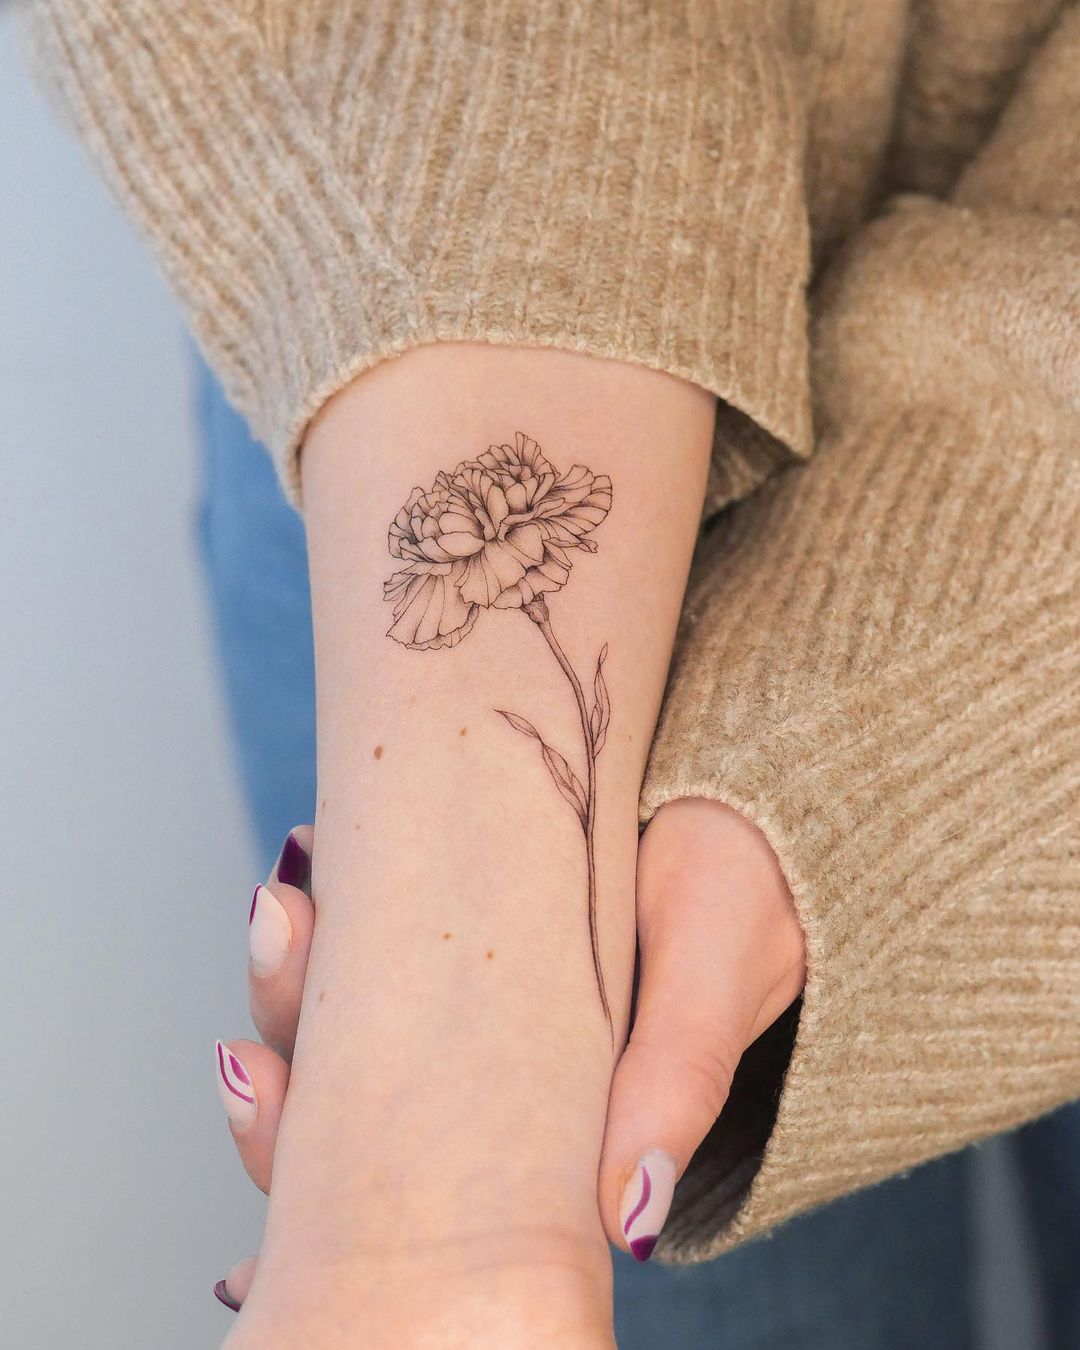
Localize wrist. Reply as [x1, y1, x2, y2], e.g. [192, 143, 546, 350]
[225, 1239, 614, 1350]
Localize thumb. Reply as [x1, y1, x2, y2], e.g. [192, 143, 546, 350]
[598, 798, 804, 1261]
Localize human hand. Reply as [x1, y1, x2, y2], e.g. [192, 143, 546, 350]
[212, 826, 315, 1311]
[215, 824, 616, 1349]
[214, 799, 804, 1306]
[598, 796, 805, 1258]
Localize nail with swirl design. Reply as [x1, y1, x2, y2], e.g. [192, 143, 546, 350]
[619, 1149, 678, 1262]
[215, 1040, 257, 1132]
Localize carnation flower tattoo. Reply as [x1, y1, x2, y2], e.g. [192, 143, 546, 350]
[384, 433, 614, 1035]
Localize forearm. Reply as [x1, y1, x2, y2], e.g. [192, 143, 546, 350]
[234, 344, 713, 1342]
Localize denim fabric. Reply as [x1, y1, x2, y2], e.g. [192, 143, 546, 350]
[1016, 1107, 1080, 1349]
[193, 361, 1073, 1350]
[195, 362, 317, 865]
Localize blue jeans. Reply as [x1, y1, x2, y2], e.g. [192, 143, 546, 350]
[195, 362, 1077, 1350]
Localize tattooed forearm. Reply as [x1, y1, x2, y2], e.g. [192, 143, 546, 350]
[383, 433, 613, 1037]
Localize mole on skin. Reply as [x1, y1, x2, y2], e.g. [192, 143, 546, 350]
[486, 950, 495, 960]
[459, 726, 468, 737]
[373, 744, 384, 760]
[442, 932, 452, 940]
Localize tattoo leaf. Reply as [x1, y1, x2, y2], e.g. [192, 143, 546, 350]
[541, 744, 588, 828]
[497, 709, 541, 740]
[496, 709, 588, 827]
[589, 644, 611, 754]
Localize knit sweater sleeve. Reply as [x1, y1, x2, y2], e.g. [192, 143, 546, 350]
[641, 9, 1080, 1261]
[27, 0, 812, 509]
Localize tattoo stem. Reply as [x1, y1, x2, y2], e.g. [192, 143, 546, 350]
[524, 599, 613, 1043]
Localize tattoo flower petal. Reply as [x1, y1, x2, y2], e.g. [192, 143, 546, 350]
[384, 433, 611, 645]
[384, 561, 479, 650]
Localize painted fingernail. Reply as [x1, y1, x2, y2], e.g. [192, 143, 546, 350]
[213, 1279, 241, 1313]
[276, 831, 311, 891]
[248, 884, 292, 976]
[215, 1040, 256, 1131]
[619, 1149, 677, 1262]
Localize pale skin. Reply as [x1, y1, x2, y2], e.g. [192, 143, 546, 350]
[216, 345, 805, 1348]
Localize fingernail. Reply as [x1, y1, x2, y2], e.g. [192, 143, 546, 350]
[213, 1279, 241, 1313]
[215, 1040, 256, 1131]
[276, 831, 311, 891]
[248, 884, 292, 976]
[619, 1149, 677, 1262]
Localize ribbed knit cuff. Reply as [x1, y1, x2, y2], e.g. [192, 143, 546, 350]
[642, 577, 1080, 1260]
[31, 0, 813, 508]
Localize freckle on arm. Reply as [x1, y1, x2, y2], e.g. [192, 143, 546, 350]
[373, 744, 384, 760]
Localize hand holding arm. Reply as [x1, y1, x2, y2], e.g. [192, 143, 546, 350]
[220, 343, 713, 1346]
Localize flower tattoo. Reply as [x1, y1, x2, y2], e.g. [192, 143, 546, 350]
[384, 433, 614, 1035]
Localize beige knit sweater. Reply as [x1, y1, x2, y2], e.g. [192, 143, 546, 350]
[30, 0, 1080, 1263]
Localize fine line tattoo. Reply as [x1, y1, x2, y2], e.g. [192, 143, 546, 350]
[383, 433, 614, 1037]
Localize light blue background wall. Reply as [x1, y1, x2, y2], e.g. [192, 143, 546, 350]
[0, 11, 263, 1347]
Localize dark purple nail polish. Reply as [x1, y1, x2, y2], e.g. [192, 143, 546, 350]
[630, 1234, 658, 1262]
[213, 1279, 241, 1312]
[276, 832, 311, 891]
[248, 885, 259, 925]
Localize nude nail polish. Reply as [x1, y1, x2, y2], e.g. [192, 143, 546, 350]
[213, 1279, 241, 1312]
[248, 884, 292, 976]
[619, 1149, 677, 1262]
[215, 1041, 256, 1131]
[276, 831, 311, 891]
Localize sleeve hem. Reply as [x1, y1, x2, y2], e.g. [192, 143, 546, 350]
[32, 0, 813, 510]
[641, 582, 1080, 1261]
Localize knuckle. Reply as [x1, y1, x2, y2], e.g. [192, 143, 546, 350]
[674, 1036, 739, 1121]
[628, 1026, 740, 1123]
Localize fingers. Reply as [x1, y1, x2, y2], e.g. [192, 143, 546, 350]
[211, 829, 315, 1315]
[214, 1255, 257, 1313]
[249, 827, 315, 1060]
[598, 798, 805, 1260]
[214, 1037, 290, 1193]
